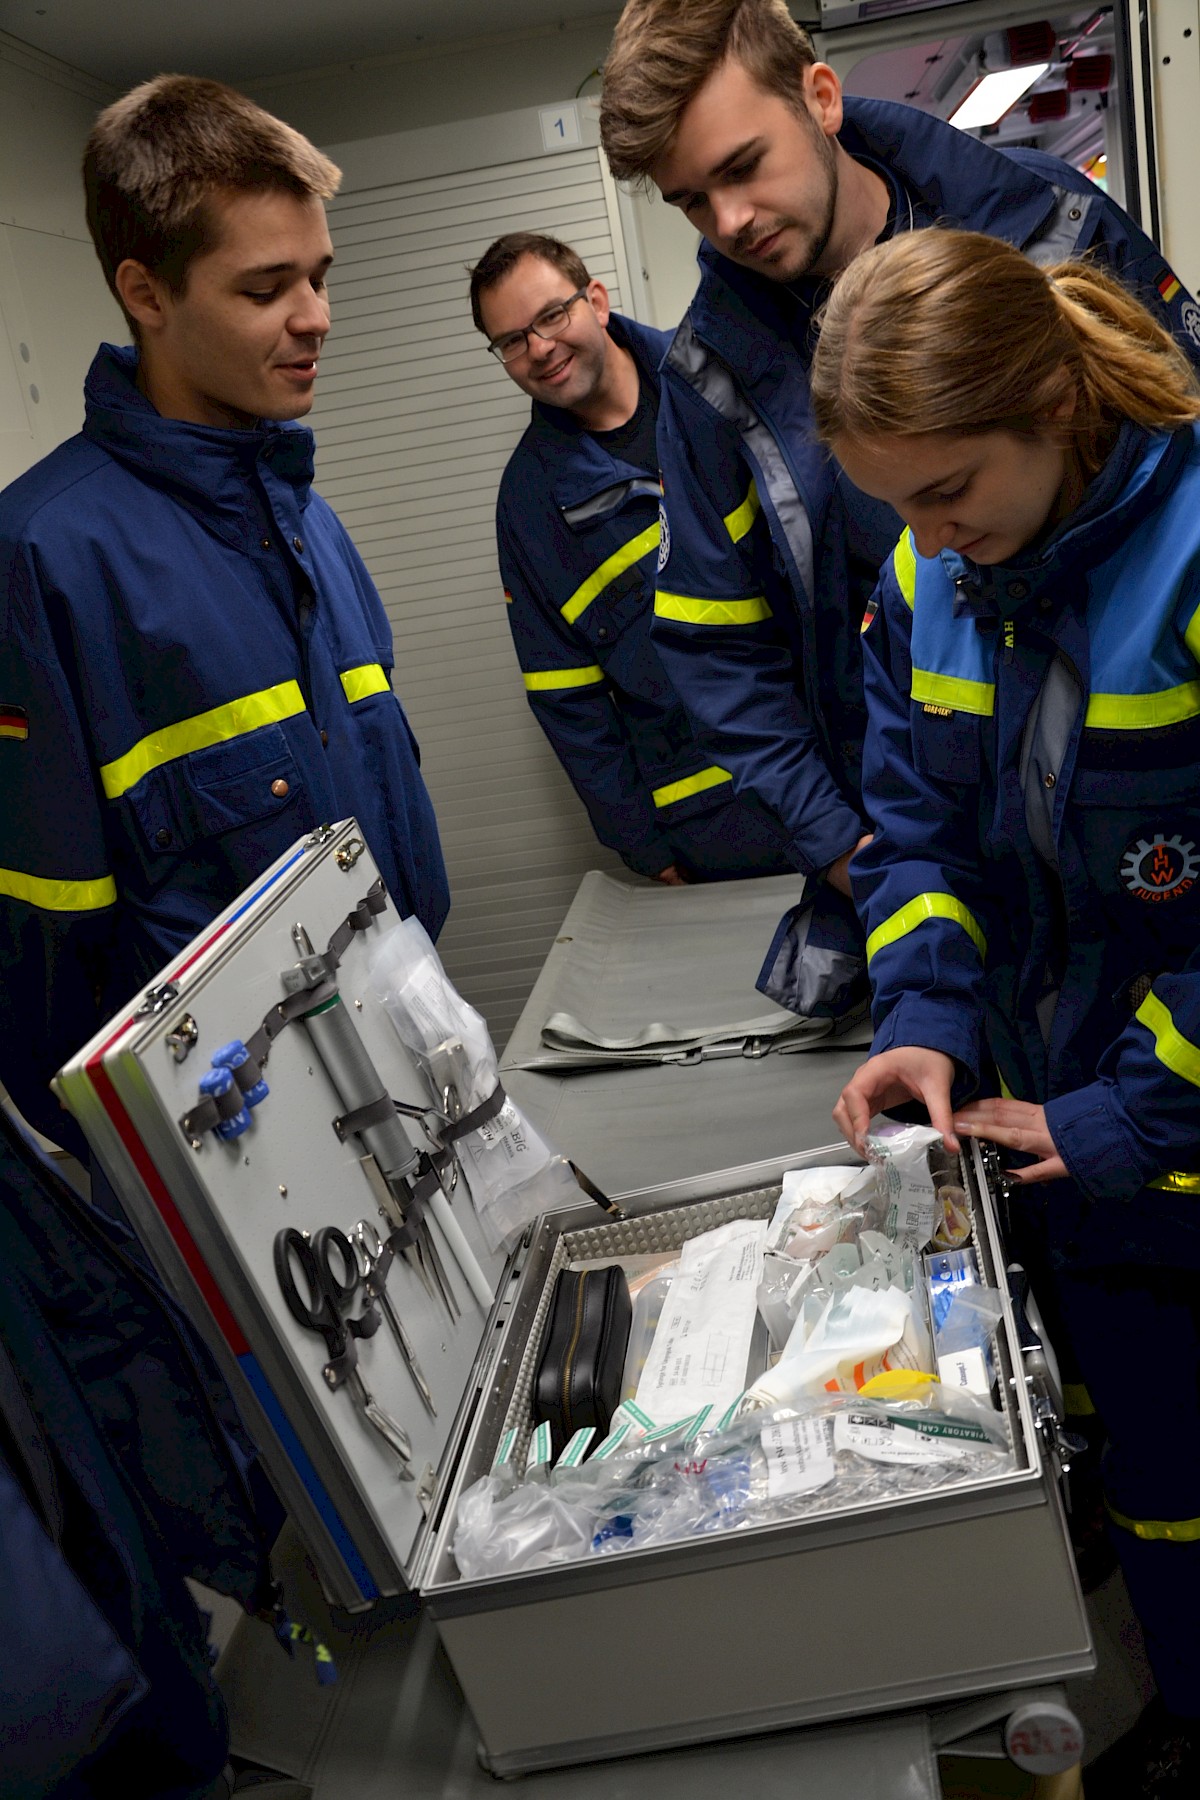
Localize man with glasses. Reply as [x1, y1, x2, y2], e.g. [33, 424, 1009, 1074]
[470, 231, 789, 883]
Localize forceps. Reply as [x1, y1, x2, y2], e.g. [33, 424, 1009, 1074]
[274, 1225, 414, 1478]
[350, 1218, 437, 1418]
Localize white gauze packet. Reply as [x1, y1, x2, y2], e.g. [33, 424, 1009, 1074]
[634, 1218, 768, 1420]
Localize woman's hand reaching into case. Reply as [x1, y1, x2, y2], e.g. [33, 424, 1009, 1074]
[951, 1098, 1067, 1183]
[834, 1047, 959, 1155]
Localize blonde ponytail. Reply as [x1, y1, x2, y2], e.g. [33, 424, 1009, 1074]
[810, 229, 1200, 473]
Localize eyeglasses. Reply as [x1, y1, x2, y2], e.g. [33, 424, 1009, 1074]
[486, 288, 590, 363]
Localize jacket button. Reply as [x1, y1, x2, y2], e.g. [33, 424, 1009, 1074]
[320, 729, 329, 748]
[271, 778, 290, 798]
[1038, 596, 1053, 611]
[260, 537, 271, 551]
[597, 626, 608, 640]
[1007, 580, 1028, 599]
[1044, 772, 1057, 789]
[1069, 206, 1082, 221]
[155, 827, 172, 848]
[292, 536, 304, 554]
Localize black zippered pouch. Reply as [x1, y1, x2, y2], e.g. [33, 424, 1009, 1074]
[532, 1266, 632, 1459]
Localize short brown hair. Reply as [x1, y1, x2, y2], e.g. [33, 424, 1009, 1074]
[83, 75, 341, 320]
[600, 0, 816, 183]
[810, 229, 1200, 476]
[467, 232, 590, 335]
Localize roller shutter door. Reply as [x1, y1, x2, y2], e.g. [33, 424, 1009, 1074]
[313, 144, 630, 1044]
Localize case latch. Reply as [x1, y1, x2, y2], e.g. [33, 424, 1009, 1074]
[135, 981, 180, 1018]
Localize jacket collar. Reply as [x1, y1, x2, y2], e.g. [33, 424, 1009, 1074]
[941, 423, 1193, 617]
[82, 343, 316, 538]
[521, 314, 670, 509]
[688, 96, 1061, 383]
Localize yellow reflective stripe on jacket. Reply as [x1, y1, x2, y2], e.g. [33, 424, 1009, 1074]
[866, 892, 987, 966]
[655, 591, 772, 626]
[893, 530, 917, 609]
[561, 523, 660, 625]
[1108, 1501, 1200, 1543]
[651, 765, 733, 809]
[911, 668, 996, 717]
[1135, 990, 1200, 1090]
[0, 865, 117, 913]
[1084, 680, 1200, 730]
[340, 663, 390, 703]
[1150, 1169, 1200, 1193]
[1062, 1383, 1096, 1418]
[723, 480, 761, 544]
[523, 665, 605, 692]
[99, 680, 306, 801]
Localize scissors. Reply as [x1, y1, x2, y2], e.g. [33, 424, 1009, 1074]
[350, 1219, 437, 1418]
[274, 1225, 413, 1478]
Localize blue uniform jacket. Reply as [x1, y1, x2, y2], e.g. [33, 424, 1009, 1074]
[857, 422, 1200, 1264]
[497, 314, 788, 878]
[0, 344, 448, 1145]
[654, 95, 1200, 883]
[0, 1107, 279, 1796]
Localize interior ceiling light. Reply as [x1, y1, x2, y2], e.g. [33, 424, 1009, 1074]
[950, 63, 1051, 131]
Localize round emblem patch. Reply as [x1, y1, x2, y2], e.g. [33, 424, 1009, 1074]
[657, 502, 671, 573]
[1120, 832, 1200, 902]
[1182, 299, 1200, 351]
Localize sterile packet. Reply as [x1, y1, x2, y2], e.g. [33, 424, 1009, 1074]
[368, 917, 579, 1249]
[865, 1122, 943, 1248]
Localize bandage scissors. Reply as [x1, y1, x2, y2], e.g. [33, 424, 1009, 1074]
[350, 1218, 437, 1418]
[274, 1225, 413, 1477]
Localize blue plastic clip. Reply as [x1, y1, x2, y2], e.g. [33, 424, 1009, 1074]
[197, 1065, 252, 1140]
[211, 1039, 269, 1108]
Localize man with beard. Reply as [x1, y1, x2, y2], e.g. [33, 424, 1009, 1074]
[600, 0, 1200, 1003]
[471, 231, 790, 882]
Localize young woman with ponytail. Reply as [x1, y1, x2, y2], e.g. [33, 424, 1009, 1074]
[811, 229, 1200, 1797]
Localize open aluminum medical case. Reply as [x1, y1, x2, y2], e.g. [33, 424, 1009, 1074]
[57, 820, 1094, 1777]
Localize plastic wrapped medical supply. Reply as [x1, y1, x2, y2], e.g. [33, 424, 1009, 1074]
[927, 1248, 1002, 1398]
[369, 917, 578, 1249]
[741, 1279, 931, 1411]
[633, 1218, 767, 1419]
[865, 1123, 946, 1248]
[450, 1384, 1012, 1579]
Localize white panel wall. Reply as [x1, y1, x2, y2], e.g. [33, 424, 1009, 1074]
[0, 36, 122, 484]
[311, 110, 641, 1044]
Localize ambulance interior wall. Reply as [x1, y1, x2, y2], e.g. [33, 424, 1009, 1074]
[0, 40, 124, 490]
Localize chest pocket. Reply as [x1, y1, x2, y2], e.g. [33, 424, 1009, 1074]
[126, 724, 305, 857]
[910, 704, 984, 786]
[569, 560, 654, 659]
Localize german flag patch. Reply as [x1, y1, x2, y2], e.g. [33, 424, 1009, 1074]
[0, 704, 28, 741]
[860, 597, 879, 634]
[1159, 270, 1182, 305]
[503, 587, 513, 605]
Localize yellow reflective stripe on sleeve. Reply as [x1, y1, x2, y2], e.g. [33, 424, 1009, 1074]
[1085, 680, 1200, 729]
[0, 865, 117, 913]
[893, 530, 917, 610]
[1107, 1501, 1200, 1543]
[655, 591, 772, 626]
[866, 892, 987, 966]
[911, 668, 996, 717]
[99, 680, 307, 800]
[1184, 595, 1200, 667]
[723, 480, 761, 544]
[1062, 1383, 1096, 1418]
[340, 663, 390, 703]
[1135, 990, 1200, 1090]
[1149, 1169, 1200, 1193]
[651, 765, 733, 808]
[561, 523, 660, 625]
[523, 665, 605, 692]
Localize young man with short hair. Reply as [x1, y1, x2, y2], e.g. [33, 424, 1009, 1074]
[0, 76, 447, 1150]
[472, 230, 789, 883]
[601, 0, 1200, 950]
